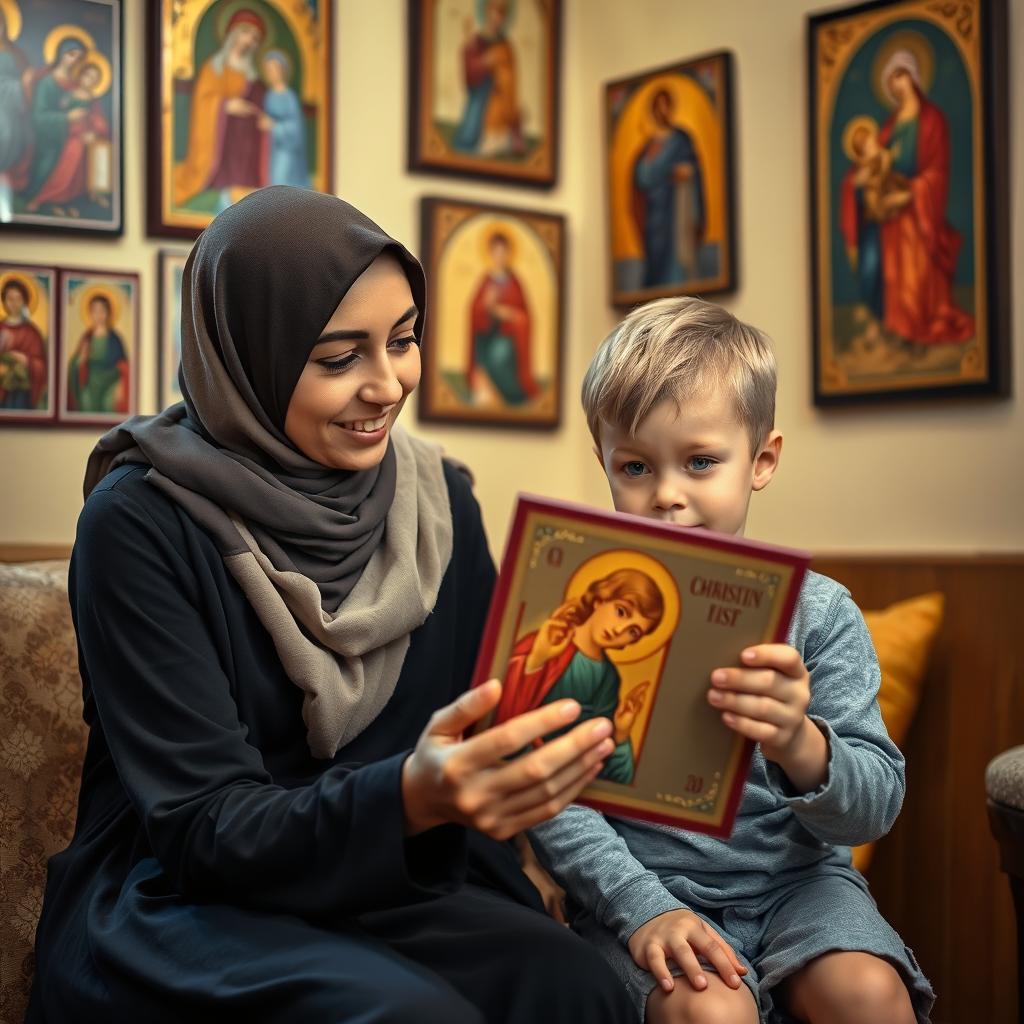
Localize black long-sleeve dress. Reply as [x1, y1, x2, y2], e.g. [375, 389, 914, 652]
[27, 462, 633, 1023]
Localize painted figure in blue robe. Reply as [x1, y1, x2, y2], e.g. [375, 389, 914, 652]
[632, 89, 705, 288]
[260, 51, 310, 190]
[452, 0, 524, 156]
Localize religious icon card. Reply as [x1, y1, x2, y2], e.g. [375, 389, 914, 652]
[417, 196, 564, 430]
[471, 496, 809, 837]
[0, 0, 123, 235]
[0, 262, 58, 425]
[808, 0, 1010, 403]
[56, 266, 138, 426]
[407, 0, 561, 187]
[605, 51, 736, 307]
[147, 0, 333, 238]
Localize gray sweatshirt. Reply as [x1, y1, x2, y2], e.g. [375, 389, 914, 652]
[529, 571, 905, 946]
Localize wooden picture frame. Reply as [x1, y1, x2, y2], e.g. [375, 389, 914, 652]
[147, 0, 334, 239]
[407, 0, 561, 188]
[0, 263, 58, 426]
[0, 0, 124, 236]
[418, 196, 565, 430]
[605, 51, 737, 307]
[56, 267, 138, 427]
[808, 0, 1010, 404]
[157, 249, 190, 411]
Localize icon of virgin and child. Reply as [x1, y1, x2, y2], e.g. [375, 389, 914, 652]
[494, 567, 668, 785]
[174, 7, 311, 215]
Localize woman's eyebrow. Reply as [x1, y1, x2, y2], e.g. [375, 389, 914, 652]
[316, 306, 419, 344]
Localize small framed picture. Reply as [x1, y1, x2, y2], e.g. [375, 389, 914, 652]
[0, 264, 58, 425]
[0, 0, 124, 235]
[157, 249, 190, 410]
[57, 268, 138, 426]
[418, 196, 565, 430]
[407, 0, 561, 187]
[147, 0, 334, 238]
[808, 0, 1010, 403]
[605, 51, 737, 306]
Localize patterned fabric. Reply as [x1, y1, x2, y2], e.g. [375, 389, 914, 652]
[0, 560, 84, 1024]
[987, 745, 1024, 811]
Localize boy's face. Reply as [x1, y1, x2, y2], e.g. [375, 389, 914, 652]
[596, 392, 780, 537]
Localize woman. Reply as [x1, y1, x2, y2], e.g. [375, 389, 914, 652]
[496, 569, 663, 784]
[66, 293, 128, 415]
[28, 186, 632, 1023]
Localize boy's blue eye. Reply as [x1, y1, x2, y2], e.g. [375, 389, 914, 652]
[689, 456, 716, 472]
[622, 461, 648, 477]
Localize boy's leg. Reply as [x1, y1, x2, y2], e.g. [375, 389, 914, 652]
[751, 873, 934, 1024]
[776, 950, 913, 1024]
[646, 974, 759, 1024]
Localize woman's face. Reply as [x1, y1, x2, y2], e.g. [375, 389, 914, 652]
[59, 46, 84, 72]
[586, 597, 654, 651]
[284, 255, 420, 472]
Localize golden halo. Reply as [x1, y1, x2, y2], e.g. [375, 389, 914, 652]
[78, 284, 122, 327]
[841, 115, 879, 160]
[43, 23, 95, 66]
[480, 224, 517, 262]
[215, 1, 273, 47]
[0, 0, 23, 43]
[0, 271, 38, 315]
[872, 30, 935, 107]
[77, 49, 112, 97]
[563, 549, 681, 666]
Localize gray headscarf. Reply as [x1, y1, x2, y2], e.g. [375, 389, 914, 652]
[84, 186, 453, 758]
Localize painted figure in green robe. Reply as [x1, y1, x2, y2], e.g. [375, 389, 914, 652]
[67, 293, 128, 415]
[496, 568, 665, 784]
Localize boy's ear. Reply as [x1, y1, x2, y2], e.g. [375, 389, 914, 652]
[752, 430, 782, 492]
[592, 443, 604, 469]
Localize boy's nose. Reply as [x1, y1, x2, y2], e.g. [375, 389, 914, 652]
[652, 480, 686, 513]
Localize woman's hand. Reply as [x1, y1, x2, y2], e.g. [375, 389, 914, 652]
[627, 909, 747, 994]
[401, 680, 614, 839]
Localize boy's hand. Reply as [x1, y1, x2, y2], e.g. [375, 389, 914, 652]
[708, 644, 828, 792]
[627, 909, 746, 993]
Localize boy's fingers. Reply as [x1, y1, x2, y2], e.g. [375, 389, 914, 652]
[693, 928, 745, 989]
[643, 944, 677, 992]
[463, 699, 585, 763]
[710, 667, 777, 693]
[740, 644, 805, 677]
[668, 942, 707, 991]
[707, 691, 790, 726]
[719, 713, 778, 744]
[428, 681, 502, 738]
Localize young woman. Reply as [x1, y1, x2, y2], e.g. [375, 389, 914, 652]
[28, 186, 634, 1023]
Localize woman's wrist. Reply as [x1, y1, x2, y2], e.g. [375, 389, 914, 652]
[400, 753, 441, 836]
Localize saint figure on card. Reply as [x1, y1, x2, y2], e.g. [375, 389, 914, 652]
[496, 569, 664, 784]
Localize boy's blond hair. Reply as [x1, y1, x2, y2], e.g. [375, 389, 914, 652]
[581, 296, 776, 454]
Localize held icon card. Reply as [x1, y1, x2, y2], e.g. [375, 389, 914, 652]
[471, 496, 810, 838]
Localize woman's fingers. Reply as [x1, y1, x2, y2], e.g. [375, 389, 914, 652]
[487, 715, 613, 788]
[485, 759, 604, 838]
[462, 699, 593, 764]
[427, 680, 503, 739]
[495, 736, 613, 817]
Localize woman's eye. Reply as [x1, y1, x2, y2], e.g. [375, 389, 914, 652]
[689, 456, 716, 472]
[622, 461, 648, 478]
[388, 334, 420, 353]
[318, 353, 358, 374]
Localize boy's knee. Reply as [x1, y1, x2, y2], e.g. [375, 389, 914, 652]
[646, 979, 758, 1024]
[842, 958, 912, 1018]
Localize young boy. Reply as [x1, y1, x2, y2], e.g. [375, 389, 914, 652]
[529, 297, 933, 1024]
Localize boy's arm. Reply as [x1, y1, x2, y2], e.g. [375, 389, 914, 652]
[763, 589, 905, 847]
[529, 804, 686, 946]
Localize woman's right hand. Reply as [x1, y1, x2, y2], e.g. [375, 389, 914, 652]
[401, 680, 614, 839]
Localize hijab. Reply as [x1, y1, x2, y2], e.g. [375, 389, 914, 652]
[84, 186, 454, 758]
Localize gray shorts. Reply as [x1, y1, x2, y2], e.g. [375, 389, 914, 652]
[573, 873, 935, 1023]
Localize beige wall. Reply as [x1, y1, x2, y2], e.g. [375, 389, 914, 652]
[1, 0, 1020, 556]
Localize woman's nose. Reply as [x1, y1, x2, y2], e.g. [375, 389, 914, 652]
[360, 353, 404, 406]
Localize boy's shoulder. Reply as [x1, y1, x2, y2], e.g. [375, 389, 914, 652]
[786, 569, 860, 655]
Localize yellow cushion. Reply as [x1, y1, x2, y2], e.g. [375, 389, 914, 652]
[850, 591, 944, 873]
